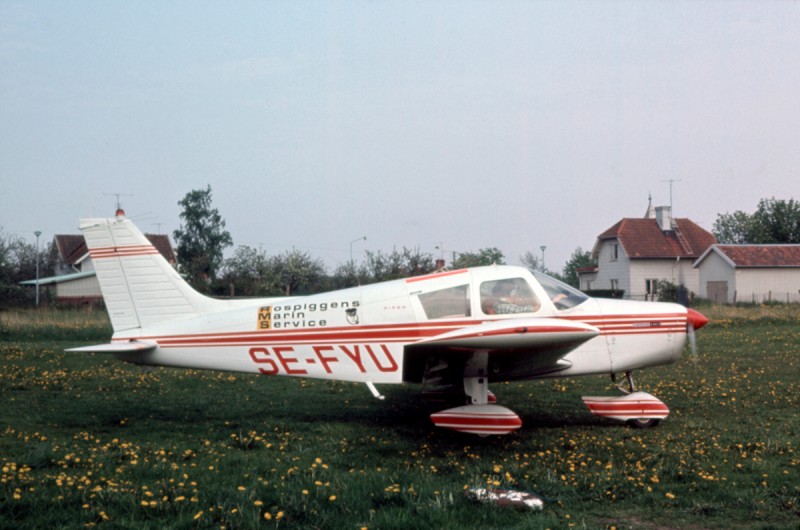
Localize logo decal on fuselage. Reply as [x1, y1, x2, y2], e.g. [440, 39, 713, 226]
[257, 300, 361, 330]
[258, 306, 273, 329]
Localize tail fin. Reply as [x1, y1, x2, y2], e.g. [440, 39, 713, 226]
[80, 215, 222, 333]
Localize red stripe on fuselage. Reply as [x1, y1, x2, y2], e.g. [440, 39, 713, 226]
[405, 269, 469, 283]
[119, 313, 686, 349]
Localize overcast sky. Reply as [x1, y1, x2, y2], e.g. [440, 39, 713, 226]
[2, 1, 799, 272]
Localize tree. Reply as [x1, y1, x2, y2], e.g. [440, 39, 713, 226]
[221, 245, 274, 297]
[269, 250, 326, 296]
[520, 251, 542, 272]
[656, 280, 689, 306]
[561, 248, 593, 288]
[750, 198, 800, 243]
[0, 230, 56, 307]
[173, 186, 233, 292]
[452, 248, 505, 268]
[713, 198, 800, 244]
[712, 210, 754, 244]
[365, 247, 436, 282]
[331, 247, 436, 288]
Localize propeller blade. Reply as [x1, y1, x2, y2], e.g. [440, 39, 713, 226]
[688, 322, 698, 365]
[685, 308, 706, 366]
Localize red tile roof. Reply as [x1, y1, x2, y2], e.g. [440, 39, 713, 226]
[597, 218, 716, 259]
[707, 245, 800, 268]
[55, 235, 88, 266]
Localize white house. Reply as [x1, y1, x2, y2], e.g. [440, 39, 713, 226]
[579, 200, 717, 301]
[694, 244, 800, 304]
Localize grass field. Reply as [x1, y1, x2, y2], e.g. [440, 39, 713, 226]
[1, 306, 798, 529]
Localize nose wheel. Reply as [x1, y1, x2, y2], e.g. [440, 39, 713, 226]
[582, 371, 669, 428]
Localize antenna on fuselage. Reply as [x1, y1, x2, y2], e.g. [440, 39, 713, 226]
[105, 192, 134, 216]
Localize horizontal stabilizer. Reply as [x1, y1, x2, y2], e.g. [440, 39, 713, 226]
[66, 341, 157, 354]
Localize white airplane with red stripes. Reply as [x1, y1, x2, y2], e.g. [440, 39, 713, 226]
[69, 212, 709, 436]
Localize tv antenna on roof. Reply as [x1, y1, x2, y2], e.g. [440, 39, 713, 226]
[660, 179, 681, 212]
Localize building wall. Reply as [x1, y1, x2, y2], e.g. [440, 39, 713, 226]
[697, 251, 800, 303]
[697, 251, 736, 302]
[579, 273, 597, 291]
[628, 259, 701, 301]
[56, 276, 102, 299]
[735, 268, 800, 304]
[594, 240, 703, 300]
[593, 240, 631, 294]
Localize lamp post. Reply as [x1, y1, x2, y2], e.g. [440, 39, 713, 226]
[34, 230, 42, 306]
[540, 245, 546, 272]
[350, 236, 366, 264]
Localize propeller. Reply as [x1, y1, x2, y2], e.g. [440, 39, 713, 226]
[685, 308, 709, 365]
[687, 322, 698, 364]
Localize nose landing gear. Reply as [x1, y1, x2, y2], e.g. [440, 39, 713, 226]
[582, 371, 669, 428]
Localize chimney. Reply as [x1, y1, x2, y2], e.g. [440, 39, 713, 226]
[655, 206, 672, 231]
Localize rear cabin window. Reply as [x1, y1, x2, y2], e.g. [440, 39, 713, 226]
[481, 278, 541, 315]
[418, 284, 470, 319]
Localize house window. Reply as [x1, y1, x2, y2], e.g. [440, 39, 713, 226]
[610, 279, 619, 291]
[611, 244, 619, 261]
[645, 279, 659, 300]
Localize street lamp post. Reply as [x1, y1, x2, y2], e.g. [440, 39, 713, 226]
[34, 230, 42, 306]
[540, 245, 546, 272]
[350, 236, 366, 264]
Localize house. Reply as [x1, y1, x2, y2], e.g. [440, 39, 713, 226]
[579, 199, 717, 301]
[21, 231, 175, 304]
[694, 244, 800, 304]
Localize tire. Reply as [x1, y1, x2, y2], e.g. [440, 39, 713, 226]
[626, 418, 660, 429]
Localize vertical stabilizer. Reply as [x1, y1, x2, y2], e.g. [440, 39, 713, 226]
[80, 216, 220, 332]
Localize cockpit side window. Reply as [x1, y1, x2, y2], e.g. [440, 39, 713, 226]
[418, 284, 470, 319]
[480, 278, 541, 315]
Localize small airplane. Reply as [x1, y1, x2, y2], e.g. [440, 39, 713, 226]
[68, 212, 709, 435]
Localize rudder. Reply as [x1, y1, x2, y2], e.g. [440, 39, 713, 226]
[80, 215, 220, 332]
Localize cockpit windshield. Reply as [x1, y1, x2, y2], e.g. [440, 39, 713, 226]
[532, 271, 589, 310]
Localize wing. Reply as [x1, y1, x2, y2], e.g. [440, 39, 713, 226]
[66, 341, 157, 354]
[403, 318, 599, 384]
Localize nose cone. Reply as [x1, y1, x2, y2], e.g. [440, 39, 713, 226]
[686, 308, 709, 330]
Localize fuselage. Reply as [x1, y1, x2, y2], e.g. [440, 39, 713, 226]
[111, 266, 692, 385]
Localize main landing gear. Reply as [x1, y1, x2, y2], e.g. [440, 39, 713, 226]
[582, 371, 669, 428]
[429, 352, 522, 436]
